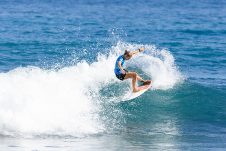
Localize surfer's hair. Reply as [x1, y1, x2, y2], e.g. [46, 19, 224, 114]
[124, 50, 132, 59]
[124, 50, 130, 56]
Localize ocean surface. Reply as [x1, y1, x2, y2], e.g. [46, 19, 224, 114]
[0, 0, 226, 150]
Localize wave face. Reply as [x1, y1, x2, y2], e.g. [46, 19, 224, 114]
[0, 42, 183, 137]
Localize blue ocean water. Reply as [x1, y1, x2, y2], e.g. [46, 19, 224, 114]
[0, 0, 226, 150]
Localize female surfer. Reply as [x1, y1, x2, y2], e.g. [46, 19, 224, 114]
[114, 47, 151, 92]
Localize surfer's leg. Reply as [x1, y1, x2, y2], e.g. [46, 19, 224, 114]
[136, 73, 151, 84]
[124, 72, 139, 92]
[136, 74, 145, 82]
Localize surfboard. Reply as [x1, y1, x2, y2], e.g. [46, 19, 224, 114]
[123, 81, 151, 101]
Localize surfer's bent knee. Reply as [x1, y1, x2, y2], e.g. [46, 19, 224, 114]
[131, 72, 137, 78]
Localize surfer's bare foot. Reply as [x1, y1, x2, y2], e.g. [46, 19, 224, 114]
[143, 80, 151, 85]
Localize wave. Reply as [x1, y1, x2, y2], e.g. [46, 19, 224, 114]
[0, 42, 183, 138]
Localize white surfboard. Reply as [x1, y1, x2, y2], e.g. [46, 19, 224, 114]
[123, 83, 151, 101]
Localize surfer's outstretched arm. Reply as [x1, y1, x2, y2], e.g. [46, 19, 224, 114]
[131, 47, 144, 56]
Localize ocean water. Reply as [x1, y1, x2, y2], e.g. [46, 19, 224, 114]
[0, 0, 226, 150]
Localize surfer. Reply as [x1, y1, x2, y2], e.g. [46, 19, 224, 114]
[114, 47, 151, 92]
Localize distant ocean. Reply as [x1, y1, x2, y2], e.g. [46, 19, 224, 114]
[0, 0, 226, 150]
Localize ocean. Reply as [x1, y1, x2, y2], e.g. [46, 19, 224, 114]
[0, 0, 226, 150]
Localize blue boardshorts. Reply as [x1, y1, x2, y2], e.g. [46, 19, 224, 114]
[115, 69, 128, 81]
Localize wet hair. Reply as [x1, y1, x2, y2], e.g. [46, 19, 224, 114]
[124, 50, 131, 57]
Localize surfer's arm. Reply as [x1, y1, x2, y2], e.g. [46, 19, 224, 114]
[118, 61, 126, 74]
[131, 47, 144, 56]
